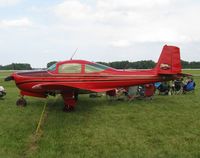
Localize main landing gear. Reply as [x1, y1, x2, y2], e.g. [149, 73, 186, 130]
[61, 93, 77, 112]
[16, 96, 27, 107]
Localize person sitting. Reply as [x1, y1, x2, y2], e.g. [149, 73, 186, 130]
[157, 82, 170, 95]
[0, 86, 6, 98]
[106, 89, 117, 100]
[144, 84, 156, 99]
[127, 86, 139, 101]
[171, 78, 183, 95]
[154, 82, 161, 89]
[183, 78, 196, 93]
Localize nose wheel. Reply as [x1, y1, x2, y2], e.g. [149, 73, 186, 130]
[63, 104, 75, 112]
[16, 97, 27, 107]
[61, 93, 77, 112]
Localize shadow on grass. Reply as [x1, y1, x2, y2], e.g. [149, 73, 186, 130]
[25, 94, 168, 114]
[47, 95, 113, 113]
[0, 97, 5, 100]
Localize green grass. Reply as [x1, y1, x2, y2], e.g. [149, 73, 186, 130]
[0, 71, 14, 78]
[0, 71, 200, 158]
[183, 69, 200, 75]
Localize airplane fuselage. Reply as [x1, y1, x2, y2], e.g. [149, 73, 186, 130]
[12, 68, 177, 98]
[5, 45, 184, 111]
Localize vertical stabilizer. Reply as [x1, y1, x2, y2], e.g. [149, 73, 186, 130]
[155, 45, 182, 74]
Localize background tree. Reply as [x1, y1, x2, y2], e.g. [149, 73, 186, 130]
[1, 60, 200, 70]
[98, 60, 200, 69]
[98, 60, 156, 69]
[0, 63, 32, 70]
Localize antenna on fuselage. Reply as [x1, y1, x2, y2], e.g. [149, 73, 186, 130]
[70, 48, 78, 60]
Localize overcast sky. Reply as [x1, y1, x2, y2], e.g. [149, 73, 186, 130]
[0, 0, 200, 68]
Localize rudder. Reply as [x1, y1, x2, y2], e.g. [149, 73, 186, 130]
[155, 45, 182, 74]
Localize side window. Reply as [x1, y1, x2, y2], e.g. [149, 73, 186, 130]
[58, 63, 81, 73]
[85, 64, 107, 73]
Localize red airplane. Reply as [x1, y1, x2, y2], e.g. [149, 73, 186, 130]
[5, 45, 184, 111]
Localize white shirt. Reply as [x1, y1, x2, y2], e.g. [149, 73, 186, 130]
[0, 86, 5, 91]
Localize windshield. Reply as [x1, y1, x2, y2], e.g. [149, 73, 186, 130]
[47, 63, 56, 71]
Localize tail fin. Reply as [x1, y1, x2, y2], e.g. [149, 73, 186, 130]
[155, 45, 182, 74]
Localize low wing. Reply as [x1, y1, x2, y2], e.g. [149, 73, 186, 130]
[32, 82, 114, 93]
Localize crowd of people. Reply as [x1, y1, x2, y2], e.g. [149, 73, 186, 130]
[156, 77, 196, 95]
[106, 77, 196, 101]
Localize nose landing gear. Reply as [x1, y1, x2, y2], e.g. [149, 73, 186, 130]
[16, 96, 27, 107]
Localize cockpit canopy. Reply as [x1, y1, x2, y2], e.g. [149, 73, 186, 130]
[47, 60, 114, 74]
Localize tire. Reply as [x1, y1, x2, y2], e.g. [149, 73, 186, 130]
[16, 98, 27, 107]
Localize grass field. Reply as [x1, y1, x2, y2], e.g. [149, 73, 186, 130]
[0, 70, 200, 158]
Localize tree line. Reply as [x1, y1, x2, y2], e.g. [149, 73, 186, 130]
[0, 63, 32, 70]
[98, 60, 200, 69]
[0, 60, 200, 70]
[97, 60, 156, 69]
[47, 60, 200, 69]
